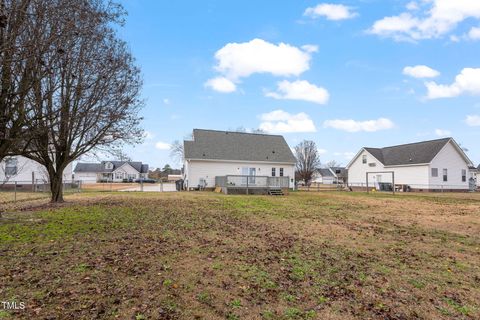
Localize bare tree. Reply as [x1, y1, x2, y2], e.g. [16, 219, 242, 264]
[294, 140, 321, 185]
[0, 0, 54, 161]
[325, 160, 341, 168]
[170, 132, 193, 165]
[23, 0, 143, 202]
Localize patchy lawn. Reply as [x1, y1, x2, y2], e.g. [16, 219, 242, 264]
[0, 191, 479, 319]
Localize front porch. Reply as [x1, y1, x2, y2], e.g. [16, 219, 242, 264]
[215, 175, 290, 195]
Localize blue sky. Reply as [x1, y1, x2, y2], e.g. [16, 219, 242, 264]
[117, 0, 480, 169]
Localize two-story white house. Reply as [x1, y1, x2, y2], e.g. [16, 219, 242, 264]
[0, 155, 73, 184]
[346, 137, 476, 192]
[74, 161, 149, 183]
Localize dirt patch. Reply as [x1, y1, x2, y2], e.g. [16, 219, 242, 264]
[0, 192, 479, 319]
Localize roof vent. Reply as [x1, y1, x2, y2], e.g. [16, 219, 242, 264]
[272, 150, 275, 154]
[202, 153, 206, 157]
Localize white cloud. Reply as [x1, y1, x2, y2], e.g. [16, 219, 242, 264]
[406, 1, 419, 11]
[204, 77, 237, 93]
[403, 65, 440, 78]
[369, 1, 480, 41]
[425, 68, 480, 99]
[155, 141, 171, 150]
[265, 80, 329, 104]
[317, 148, 328, 155]
[324, 118, 395, 132]
[259, 110, 316, 133]
[304, 3, 357, 21]
[213, 38, 315, 80]
[163, 98, 170, 105]
[434, 129, 451, 136]
[334, 151, 356, 160]
[468, 26, 480, 40]
[466, 115, 480, 126]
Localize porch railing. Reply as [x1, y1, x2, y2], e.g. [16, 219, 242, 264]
[215, 175, 289, 188]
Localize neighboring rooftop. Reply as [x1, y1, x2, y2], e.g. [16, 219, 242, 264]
[184, 129, 296, 163]
[362, 138, 471, 166]
[317, 168, 334, 177]
[74, 161, 149, 173]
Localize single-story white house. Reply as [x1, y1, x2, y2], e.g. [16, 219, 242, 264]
[312, 167, 347, 185]
[0, 155, 73, 184]
[346, 137, 476, 192]
[74, 161, 149, 183]
[183, 129, 296, 192]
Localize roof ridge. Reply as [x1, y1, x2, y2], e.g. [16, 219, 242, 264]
[379, 137, 451, 150]
[193, 128, 283, 137]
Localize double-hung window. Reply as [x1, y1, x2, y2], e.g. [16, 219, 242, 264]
[443, 169, 448, 182]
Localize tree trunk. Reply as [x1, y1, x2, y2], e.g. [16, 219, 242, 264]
[50, 172, 64, 203]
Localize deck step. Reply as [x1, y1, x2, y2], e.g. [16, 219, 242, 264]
[268, 188, 284, 196]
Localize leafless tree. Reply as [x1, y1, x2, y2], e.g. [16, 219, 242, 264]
[23, 0, 143, 202]
[0, 0, 53, 161]
[294, 140, 321, 185]
[170, 132, 193, 164]
[325, 160, 342, 168]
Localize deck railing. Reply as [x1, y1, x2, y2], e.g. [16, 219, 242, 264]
[215, 175, 289, 188]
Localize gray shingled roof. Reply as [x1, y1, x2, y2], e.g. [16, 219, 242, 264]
[184, 129, 296, 163]
[318, 168, 334, 177]
[364, 138, 454, 166]
[74, 161, 149, 173]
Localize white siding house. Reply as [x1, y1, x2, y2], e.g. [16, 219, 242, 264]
[0, 155, 73, 184]
[74, 161, 149, 183]
[346, 138, 476, 191]
[183, 129, 296, 192]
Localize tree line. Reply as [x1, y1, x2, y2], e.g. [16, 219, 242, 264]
[0, 0, 143, 202]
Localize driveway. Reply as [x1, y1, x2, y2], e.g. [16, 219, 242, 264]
[120, 183, 177, 192]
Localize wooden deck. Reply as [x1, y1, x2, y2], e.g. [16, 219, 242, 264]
[215, 175, 290, 195]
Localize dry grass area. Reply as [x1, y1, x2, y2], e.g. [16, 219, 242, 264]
[81, 183, 140, 192]
[0, 191, 479, 319]
[0, 192, 50, 204]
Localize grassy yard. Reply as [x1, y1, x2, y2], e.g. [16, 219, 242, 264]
[0, 191, 479, 319]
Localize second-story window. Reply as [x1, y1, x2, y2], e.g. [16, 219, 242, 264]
[280, 168, 284, 176]
[271, 168, 276, 177]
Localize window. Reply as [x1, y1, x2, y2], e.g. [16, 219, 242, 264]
[443, 169, 448, 182]
[280, 168, 284, 177]
[335, 169, 341, 174]
[104, 162, 113, 170]
[362, 155, 367, 164]
[4, 157, 18, 176]
[431, 168, 438, 177]
[462, 169, 466, 182]
[115, 172, 124, 180]
[271, 168, 276, 177]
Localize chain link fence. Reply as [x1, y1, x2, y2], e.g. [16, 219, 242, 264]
[0, 180, 81, 204]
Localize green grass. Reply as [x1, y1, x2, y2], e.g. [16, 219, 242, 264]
[0, 191, 479, 319]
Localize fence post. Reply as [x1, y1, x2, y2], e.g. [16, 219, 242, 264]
[141, 180, 144, 192]
[160, 180, 163, 192]
[14, 181, 17, 202]
[246, 176, 249, 195]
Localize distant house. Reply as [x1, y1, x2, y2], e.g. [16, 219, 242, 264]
[313, 167, 347, 185]
[0, 155, 72, 184]
[183, 129, 296, 192]
[74, 161, 149, 183]
[346, 137, 476, 192]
